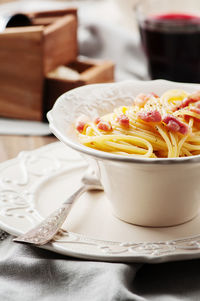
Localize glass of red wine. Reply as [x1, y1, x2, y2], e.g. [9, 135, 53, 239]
[135, 0, 200, 83]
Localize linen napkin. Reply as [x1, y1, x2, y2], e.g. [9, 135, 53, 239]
[1, 236, 200, 300]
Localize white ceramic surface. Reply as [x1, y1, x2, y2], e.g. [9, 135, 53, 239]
[2, 142, 200, 263]
[47, 80, 200, 227]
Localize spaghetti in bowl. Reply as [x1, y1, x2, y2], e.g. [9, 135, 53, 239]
[75, 89, 200, 159]
[47, 80, 200, 227]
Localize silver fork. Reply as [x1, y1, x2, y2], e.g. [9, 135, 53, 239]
[13, 167, 103, 245]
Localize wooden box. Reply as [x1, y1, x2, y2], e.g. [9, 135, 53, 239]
[0, 9, 78, 121]
[44, 58, 115, 118]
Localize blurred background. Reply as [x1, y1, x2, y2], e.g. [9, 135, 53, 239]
[0, 0, 139, 31]
[0, 0, 148, 134]
[1, 0, 200, 132]
[0, 0, 146, 81]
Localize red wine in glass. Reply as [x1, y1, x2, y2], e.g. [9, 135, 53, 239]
[139, 13, 200, 83]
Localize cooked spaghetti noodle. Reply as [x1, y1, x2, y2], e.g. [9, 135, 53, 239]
[75, 89, 200, 158]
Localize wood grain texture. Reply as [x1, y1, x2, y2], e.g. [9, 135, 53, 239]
[81, 61, 115, 84]
[0, 9, 78, 121]
[43, 14, 78, 74]
[0, 135, 57, 163]
[29, 8, 77, 18]
[0, 27, 44, 121]
[31, 17, 60, 26]
[44, 59, 115, 112]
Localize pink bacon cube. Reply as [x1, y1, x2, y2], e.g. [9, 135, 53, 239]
[116, 114, 130, 128]
[190, 107, 200, 116]
[162, 115, 188, 134]
[75, 115, 90, 133]
[97, 120, 112, 131]
[134, 92, 159, 108]
[138, 110, 162, 123]
[177, 91, 200, 110]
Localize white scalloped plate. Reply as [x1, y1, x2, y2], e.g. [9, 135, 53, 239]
[1, 142, 200, 263]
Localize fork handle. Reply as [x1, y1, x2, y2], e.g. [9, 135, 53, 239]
[60, 184, 86, 220]
[63, 184, 85, 206]
[13, 184, 87, 245]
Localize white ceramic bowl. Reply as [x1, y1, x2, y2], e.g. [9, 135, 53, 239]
[47, 80, 200, 227]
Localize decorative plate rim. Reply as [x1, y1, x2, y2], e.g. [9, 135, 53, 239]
[1, 142, 200, 263]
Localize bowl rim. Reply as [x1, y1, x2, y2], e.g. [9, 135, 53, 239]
[47, 80, 200, 165]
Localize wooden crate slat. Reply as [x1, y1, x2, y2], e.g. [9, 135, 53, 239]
[0, 27, 44, 120]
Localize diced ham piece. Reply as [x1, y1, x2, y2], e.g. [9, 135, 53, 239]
[97, 120, 112, 131]
[76, 122, 85, 133]
[162, 115, 188, 134]
[134, 93, 151, 107]
[177, 91, 200, 110]
[189, 90, 200, 100]
[178, 98, 197, 109]
[94, 117, 101, 124]
[75, 115, 89, 133]
[134, 92, 159, 107]
[190, 107, 200, 115]
[151, 92, 159, 98]
[116, 114, 129, 128]
[138, 110, 162, 123]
